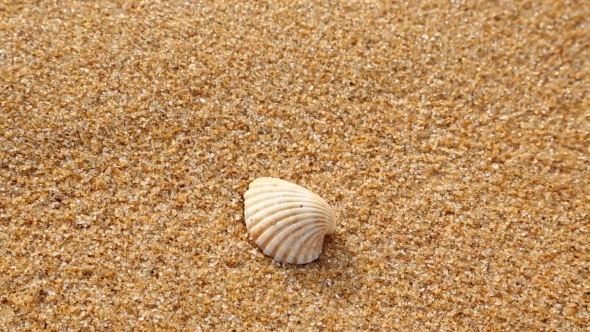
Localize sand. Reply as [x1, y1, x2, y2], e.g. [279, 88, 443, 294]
[1, 0, 589, 330]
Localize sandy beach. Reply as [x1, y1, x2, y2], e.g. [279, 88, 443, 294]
[1, 1, 588, 330]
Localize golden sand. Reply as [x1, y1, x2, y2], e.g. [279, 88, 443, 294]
[1, 1, 588, 330]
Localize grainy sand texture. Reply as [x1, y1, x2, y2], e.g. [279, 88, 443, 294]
[1, 1, 589, 330]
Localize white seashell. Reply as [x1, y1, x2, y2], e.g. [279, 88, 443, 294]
[244, 177, 336, 264]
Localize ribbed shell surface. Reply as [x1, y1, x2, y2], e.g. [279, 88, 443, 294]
[244, 177, 336, 264]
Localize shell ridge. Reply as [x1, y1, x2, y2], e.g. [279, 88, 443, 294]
[276, 224, 325, 264]
[246, 203, 332, 230]
[245, 194, 327, 216]
[269, 222, 321, 262]
[243, 177, 336, 264]
[244, 188, 311, 201]
[246, 203, 330, 226]
[260, 216, 327, 256]
[300, 234, 325, 264]
[251, 211, 330, 243]
[288, 231, 326, 264]
[244, 191, 318, 207]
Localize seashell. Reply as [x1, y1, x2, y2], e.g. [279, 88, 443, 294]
[243, 177, 336, 264]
